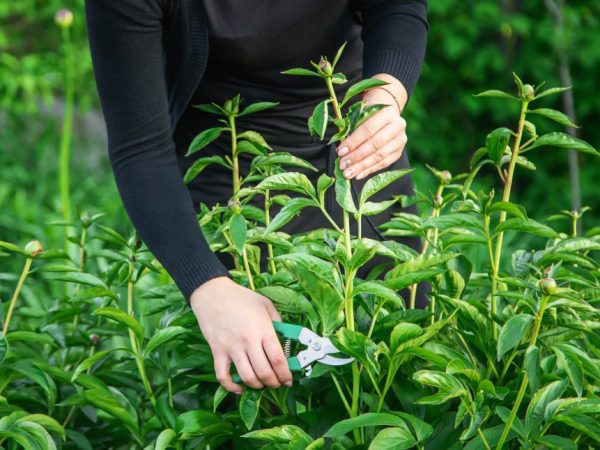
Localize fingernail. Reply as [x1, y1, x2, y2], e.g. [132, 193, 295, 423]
[235, 390, 243, 395]
[285, 381, 293, 387]
[337, 146, 349, 156]
[356, 172, 366, 180]
[340, 158, 351, 169]
[344, 168, 354, 178]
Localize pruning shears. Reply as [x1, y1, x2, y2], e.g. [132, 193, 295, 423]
[232, 321, 354, 384]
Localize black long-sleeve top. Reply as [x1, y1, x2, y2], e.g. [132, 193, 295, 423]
[84, 0, 429, 303]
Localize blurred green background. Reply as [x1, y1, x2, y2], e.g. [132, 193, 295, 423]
[1, 0, 599, 271]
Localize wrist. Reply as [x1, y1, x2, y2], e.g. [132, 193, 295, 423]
[363, 73, 408, 113]
[190, 276, 234, 308]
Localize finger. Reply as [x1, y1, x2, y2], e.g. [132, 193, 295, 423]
[247, 342, 281, 389]
[231, 350, 264, 390]
[336, 110, 389, 157]
[338, 122, 397, 174]
[263, 333, 293, 386]
[355, 147, 404, 181]
[214, 353, 242, 394]
[262, 298, 282, 322]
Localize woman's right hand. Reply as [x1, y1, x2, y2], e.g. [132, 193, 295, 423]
[189, 276, 293, 394]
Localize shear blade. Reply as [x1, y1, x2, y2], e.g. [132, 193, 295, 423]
[318, 354, 355, 366]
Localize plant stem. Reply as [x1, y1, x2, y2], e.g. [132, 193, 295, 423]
[3, 257, 32, 335]
[59, 26, 74, 226]
[264, 191, 277, 275]
[229, 116, 240, 194]
[490, 100, 529, 343]
[496, 294, 549, 450]
[241, 247, 255, 291]
[127, 275, 156, 407]
[330, 373, 352, 416]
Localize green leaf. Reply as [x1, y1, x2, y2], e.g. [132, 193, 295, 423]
[385, 270, 441, 291]
[0, 332, 7, 366]
[317, 174, 335, 206]
[497, 314, 533, 360]
[524, 345, 540, 393]
[280, 68, 320, 77]
[533, 85, 571, 100]
[92, 307, 144, 342]
[334, 162, 357, 213]
[6, 331, 56, 347]
[525, 132, 598, 156]
[528, 108, 578, 128]
[488, 201, 527, 220]
[353, 280, 404, 308]
[155, 429, 177, 450]
[144, 326, 190, 356]
[359, 169, 412, 206]
[238, 101, 279, 117]
[192, 102, 224, 115]
[258, 153, 317, 171]
[237, 130, 272, 150]
[495, 218, 558, 238]
[308, 100, 329, 139]
[525, 379, 568, 431]
[473, 90, 518, 101]
[324, 413, 406, 438]
[242, 425, 312, 445]
[369, 427, 417, 450]
[240, 389, 263, 430]
[361, 199, 398, 216]
[391, 323, 423, 352]
[229, 214, 247, 255]
[333, 328, 379, 375]
[71, 349, 117, 382]
[45, 272, 107, 289]
[552, 346, 583, 397]
[174, 410, 232, 439]
[264, 197, 316, 234]
[185, 127, 227, 156]
[536, 436, 577, 450]
[332, 41, 347, 68]
[485, 127, 512, 165]
[255, 172, 316, 198]
[17, 414, 65, 439]
[258, 286, 318, 329]
[183, 155, 228, 184]
[236, 140, 267, 157]
[0, 240, 25, 254]
[341, 78, 388, 106]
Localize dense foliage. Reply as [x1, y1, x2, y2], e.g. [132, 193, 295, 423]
[2, 2, 600, 449]
[2, 37, 600, 449]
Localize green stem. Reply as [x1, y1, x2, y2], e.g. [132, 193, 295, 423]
[330, 373, 352, 416]
[491, 100, 529, 344]
[3, 257, 32, 335]
[59, 26, 74, 226]
[265, 191, 277, 275]
[127, 276, 156, 407]
[229, 116, 240, 194]
[496, 294, 549, 450]
[241, 247, 255, 291]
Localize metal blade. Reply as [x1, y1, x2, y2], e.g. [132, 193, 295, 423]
[318, 354, 355, 366]
[319, 337, 345, 355]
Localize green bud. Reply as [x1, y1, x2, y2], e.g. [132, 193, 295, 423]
[440, 170, 452, 185]
[24, 240, 43, 257]
[228, 199, 242, 214]
[90, 334, 100, 346]
[539, 277, 557, 295]
[54, 9, 73, 28]
[224, 99, 233, 114]
[522, 84, 535, 100]
[318, 58, 333, 76]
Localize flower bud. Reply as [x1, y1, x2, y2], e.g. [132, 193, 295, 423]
[440, 170, 452, 185]
[434, 194, 443, 208]
[522, 84, 535, 100]
[539, 277, 557, 295]
[228, 199, 242, 214]
[318, 58, 333, 76]
[90, 334, 100, 346]
[54, 9, 73, 28]
[24, 240, 43, 257]
[224, 99, 233, 114]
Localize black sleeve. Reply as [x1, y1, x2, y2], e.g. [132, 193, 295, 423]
[84, 0, 232, 303]
[353, 0, 429, 98]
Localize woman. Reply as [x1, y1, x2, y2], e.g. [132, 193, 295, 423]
[84, 0, 428, 395]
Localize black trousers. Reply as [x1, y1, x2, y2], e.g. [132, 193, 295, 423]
[213, 142, 430, 310]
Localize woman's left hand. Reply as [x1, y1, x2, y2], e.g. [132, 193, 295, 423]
[336, 74, 409, 180]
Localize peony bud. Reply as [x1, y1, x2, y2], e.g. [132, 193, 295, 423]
[318, 58, 333, 76]
[54, 9, 73, 28]
[434, 195, 443, 208]
[539, 277, 557, 295]
[440, 170, 452, 185]
[90, 334, 100, 346]
[522, 84, 535, 100]
[228, 199, 242, 214]
[24, 240, 43, 257]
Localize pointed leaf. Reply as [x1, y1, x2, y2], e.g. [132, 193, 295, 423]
[185, 127, 227, 156]
[238, 102, 279, 117]
[486, 127, 512, 165]
[229, 214, 247, 255]
[144, 326, 190, 356]
[341, 78, 388, 106]
[525, 132, 598, 156]
[528, 108, 578, 128]
[92, 307, 144, 342]
[359, 169, 412, 206]
[183, 156, 228, 184]
[497, 314, 532, 360]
